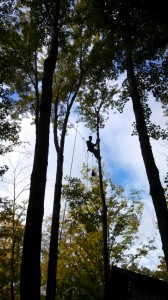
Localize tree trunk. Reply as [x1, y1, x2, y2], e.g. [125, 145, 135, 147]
[20, 1, 61, 299]
[11, 210, 15, 300]
[96, 112, 109, 300]
[126, 51, 168, 270]
[46, 109, 70, 300]
[34, 48, 40, 133]
[45, 150, 64, 300]
[46, 74, 82, 300]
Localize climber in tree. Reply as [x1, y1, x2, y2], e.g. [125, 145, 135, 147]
[86, 136, 100, 160]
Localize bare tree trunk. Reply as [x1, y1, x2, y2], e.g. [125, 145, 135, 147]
[96, 112, 109, 300]
[11, 204, 15, 300]
[11, 173, 16, 300]
[45, 150, 64, 300]
[126, 50, 168, 270]
[20, 1, 61, 299]
[46, 77, 82, 300]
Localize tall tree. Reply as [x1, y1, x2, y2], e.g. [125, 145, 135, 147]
[87, 0, 168, 270]
[20, 1, 61, 299]
[125, 49, 168, 270]
[118, 1, 168, 271]
[78, 78, 116, 298]
[46, 18, 100, 299]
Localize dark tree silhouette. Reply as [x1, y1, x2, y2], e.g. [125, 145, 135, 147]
[20, 1, 61, 299]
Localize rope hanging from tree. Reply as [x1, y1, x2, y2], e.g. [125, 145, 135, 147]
[59, 120, 100, 244]
[59, 117, 90, 244]
[59, 119, 79, 244]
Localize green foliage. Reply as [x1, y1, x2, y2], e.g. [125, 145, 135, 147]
[131, 102, 168, 140]
[42, 166, 156, 299]
[1, 1, 167, 295]
[0, 97, 20, 151]
[0, 197, 26, 299]
[148, 54, 168, 116]
[0, 156, 30, 298]
[77, 79, 117, 131]
[0, 88, 20, 168]
[0, 0, 77, 111]
[153, 256, 168, 282]
[85, 0, 168, 137]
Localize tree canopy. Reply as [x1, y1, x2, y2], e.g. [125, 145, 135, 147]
[0, 0, 167, 298]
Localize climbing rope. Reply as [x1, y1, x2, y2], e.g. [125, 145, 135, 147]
[59, 118, 94, 243]
[68, 119, 86, 142]
[59, 120, 79, 244]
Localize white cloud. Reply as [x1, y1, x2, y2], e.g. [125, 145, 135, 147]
[101, 98, 167, 190]
[1, 88, 167, 266]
